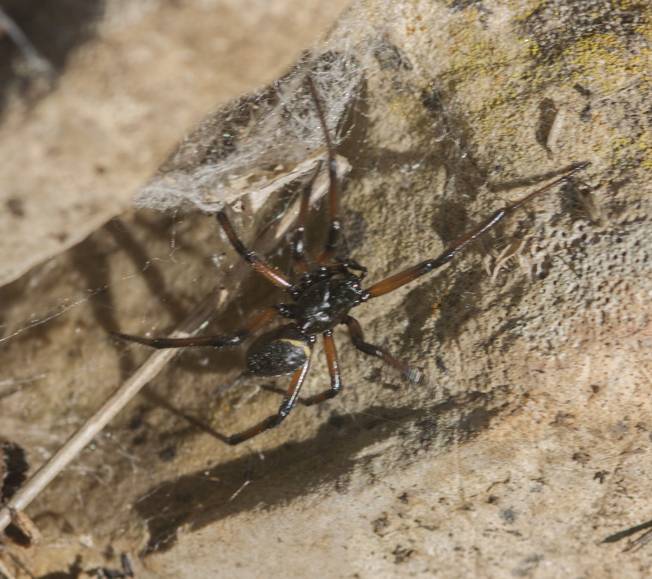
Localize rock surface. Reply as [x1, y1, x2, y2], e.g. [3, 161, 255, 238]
[0, 0, 349, 286]
[0, 0, 650, 577]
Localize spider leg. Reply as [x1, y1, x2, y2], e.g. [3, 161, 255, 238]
[363, 161, 589, 299]
[306, 76, 341, 265]
[300, 331, 342, 406]
[225, 354, 312, 445]
[217, 211, 292, 290]
[111, 306, 278, 349]
[344, 315, 422, 384]
[291, 161, 322, 276]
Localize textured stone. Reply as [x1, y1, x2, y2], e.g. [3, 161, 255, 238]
[0, 0, 650, 576]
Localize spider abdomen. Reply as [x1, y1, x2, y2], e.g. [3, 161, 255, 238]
[246, 326, 311, 376]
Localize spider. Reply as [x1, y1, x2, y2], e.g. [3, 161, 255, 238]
[113, 77, 588, 445]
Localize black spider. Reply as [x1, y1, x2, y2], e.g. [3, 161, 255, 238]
[113, 77, 588, 445]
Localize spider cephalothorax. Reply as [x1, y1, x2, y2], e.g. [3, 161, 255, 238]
[244, 264, 366, 377]
[291, 265, 366, 333]
[113, 76, 588, 445]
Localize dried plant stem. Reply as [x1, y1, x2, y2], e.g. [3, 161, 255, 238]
[0, 556, 16, 579]
[0, 7, 53, 77]
[0, 309, 209, 533]
[0, 162, 342, 534]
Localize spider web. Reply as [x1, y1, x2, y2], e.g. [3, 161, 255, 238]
[135, 1, 420, 214]
[0, 4, 449, 572]
[4, 0, 650, 575]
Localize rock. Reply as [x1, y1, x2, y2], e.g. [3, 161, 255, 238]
[0, 0, 650, 576]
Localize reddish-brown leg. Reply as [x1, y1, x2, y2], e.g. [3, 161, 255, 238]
[291, 161, 322, 276]
[306, 77, 341, 265]
[344, 315, 422, 384]
[217, 211, 292, 290]
[364, 161, 589, 299]
[112, 307, 278, 349]
[226, 355, 312, 445]
[301, 331, 342, 405]
[264, 317, 419, 403]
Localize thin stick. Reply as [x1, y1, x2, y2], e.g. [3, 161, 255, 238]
[0, 158, 342, 534]
[0, 7, 53, 77]
[0, 557, 16, 579]
[0, 309, 209, 534]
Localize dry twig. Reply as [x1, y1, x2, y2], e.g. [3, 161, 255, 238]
[0, 159, 344, 534]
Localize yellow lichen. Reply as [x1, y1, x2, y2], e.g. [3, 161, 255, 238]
[609, 130, 652, 172]
[423, 1, 651, 169]
[562, 32, 651, 92]
[511, 0, 552, 26]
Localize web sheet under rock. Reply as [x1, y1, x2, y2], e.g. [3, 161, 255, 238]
[136, 3, 408, 214]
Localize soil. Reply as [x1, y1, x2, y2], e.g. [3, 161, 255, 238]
[0, 1, 650, 577]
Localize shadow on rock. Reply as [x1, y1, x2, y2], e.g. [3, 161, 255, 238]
[136, 386, 511, 555]
[135, 403, 422, 554]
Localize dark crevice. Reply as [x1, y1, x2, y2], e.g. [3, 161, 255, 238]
[0, 1, 105, 120]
